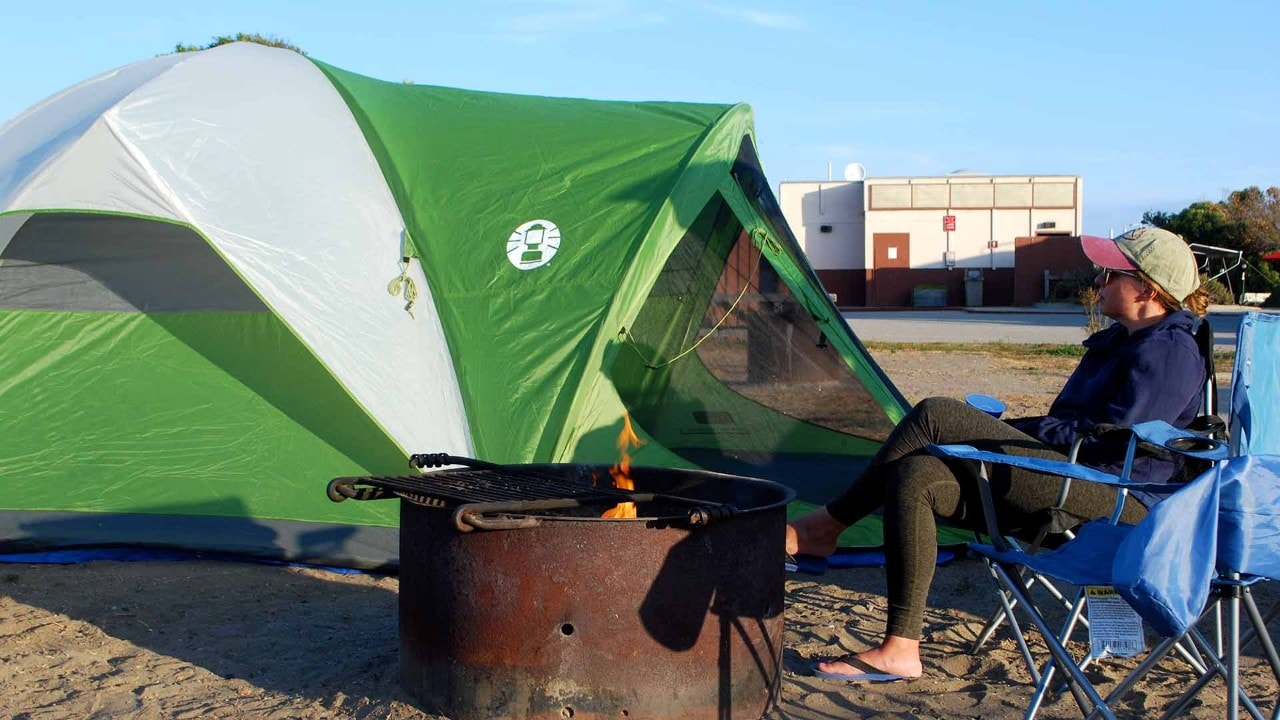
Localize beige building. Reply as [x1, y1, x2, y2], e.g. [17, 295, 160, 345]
[780, 174, 1087, 307]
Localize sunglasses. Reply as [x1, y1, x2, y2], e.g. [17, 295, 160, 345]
[1094, 266, 1142, 285]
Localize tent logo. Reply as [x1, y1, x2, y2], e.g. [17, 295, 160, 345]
[506, 219, 561, 270]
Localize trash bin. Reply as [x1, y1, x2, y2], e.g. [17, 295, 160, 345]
[964, 269, 984, 307]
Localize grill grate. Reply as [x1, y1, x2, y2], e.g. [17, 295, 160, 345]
[333, 467, 633, 508]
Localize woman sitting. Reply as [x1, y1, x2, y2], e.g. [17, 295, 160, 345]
[788, 227, 1210, 681]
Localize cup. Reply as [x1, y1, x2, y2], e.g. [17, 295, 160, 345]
[966, 393, 1006, 419]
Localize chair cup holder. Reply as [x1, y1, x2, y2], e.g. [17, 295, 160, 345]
[1164, 436, 1222, 453]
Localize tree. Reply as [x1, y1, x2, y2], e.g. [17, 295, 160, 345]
[1146, 186, 1280, 302]
[172, 33, 304, 55]
[1143, 201, 1233, 249]
[1145, 186, 1280, 256]
[1223, 186, 1280, 257]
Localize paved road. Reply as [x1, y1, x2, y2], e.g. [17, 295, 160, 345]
[841, 307, 1265, 348]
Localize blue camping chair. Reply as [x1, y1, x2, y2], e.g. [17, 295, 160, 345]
[964, 316, 1223, 661]
[1128, 454, 1280, 720]
[1157, 310, 1280, 719]
[928, 433, 1232, 719]
[1158, 311, 1280, 720]
[931, 311, 1280, 720]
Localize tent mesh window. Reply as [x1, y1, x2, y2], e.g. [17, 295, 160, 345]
[0, 213, 265, 312]
[614, 192, 895, 473]
[697, 237, 895, 438]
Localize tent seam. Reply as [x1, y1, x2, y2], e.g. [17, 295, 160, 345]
[546, 104, 753, 461]
[93, 112, 415, 461]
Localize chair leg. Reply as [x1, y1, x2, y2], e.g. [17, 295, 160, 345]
[1241, 590, 1280, 684]
[986, 562, 1117, 720]
[1049, 589, 1097, 714]
[1231, 589, 1242, 720]
[1036, 571, 1091, 621]
[1192, 621, 1267, 720]
[971, 530, 1089, 657]
[971, 579, 1015, 654]
[1162, 623, 1268, 720]
[1102, 633, 1185, 711]
[973, 563, 1046, 675]
[1050, 597, 1212, 717]
[1172, 633, 1210, 675]
[1236, 595, 1280, 720]
[974, 557, 1043, 683]
[972, 562, 1087, 670]
[1160, 632, 1217, 719]
[1002, 579, 1042, 686]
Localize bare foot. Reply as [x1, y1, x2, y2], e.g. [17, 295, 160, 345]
[785, 506, 847, 557]
[817, 636, 923, 679]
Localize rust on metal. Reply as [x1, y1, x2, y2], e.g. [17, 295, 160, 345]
[396, 464, 790, 720]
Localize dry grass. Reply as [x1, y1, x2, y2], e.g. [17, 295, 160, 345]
[866, 341, 1235, 375]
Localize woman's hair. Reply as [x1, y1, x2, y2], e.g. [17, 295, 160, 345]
[1143, 271, 1208, 317]
[1182, 286, 1210, 317]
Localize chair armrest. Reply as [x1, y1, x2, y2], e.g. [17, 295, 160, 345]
[1067, 418, 1228, 485]
[927, 443, 1182, 551]
[1127, 420, 1229, 462]
[928, 444, 1133, 486]
[928, 443, 1140, 552]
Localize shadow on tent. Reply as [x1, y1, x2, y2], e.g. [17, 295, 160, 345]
[0, 495, 399, 570]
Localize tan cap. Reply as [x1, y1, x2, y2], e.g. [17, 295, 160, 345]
[1081, 227, 1200, 301]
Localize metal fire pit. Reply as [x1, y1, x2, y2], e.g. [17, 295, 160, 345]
[328, 455, 794, 720]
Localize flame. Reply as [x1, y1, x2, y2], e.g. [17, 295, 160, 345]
[602, 412, 643, 519]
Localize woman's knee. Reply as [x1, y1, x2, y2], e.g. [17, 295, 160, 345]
[883, 455, 959, 512]
[910, 396, 969, 422]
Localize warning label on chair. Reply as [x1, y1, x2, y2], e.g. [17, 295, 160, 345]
[1086, 587, 1146, 659]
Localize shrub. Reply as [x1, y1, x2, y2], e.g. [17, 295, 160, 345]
[1199, 274, 1235, 305]
[1047, 268, 1097, 303]
[1079, 287, 1106, 334]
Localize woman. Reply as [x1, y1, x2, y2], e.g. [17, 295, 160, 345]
[788, 227, 1211, 681]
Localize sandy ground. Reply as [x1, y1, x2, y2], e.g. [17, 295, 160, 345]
[2, 350, 1273, 719]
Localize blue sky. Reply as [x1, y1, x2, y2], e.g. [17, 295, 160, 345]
[3, 0, 1277, 236]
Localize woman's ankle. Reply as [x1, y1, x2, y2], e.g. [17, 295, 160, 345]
[830, 638, 923, 678]
[786, 507, 846, 556]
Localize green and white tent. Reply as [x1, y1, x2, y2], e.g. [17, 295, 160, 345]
[0, 43, 907, 568]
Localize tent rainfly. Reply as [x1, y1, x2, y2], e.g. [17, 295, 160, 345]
[0, 43, 908, 568]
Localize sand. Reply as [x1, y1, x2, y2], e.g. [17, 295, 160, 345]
[2, 350, 1274, 719]
[5, 556, 1277, 719]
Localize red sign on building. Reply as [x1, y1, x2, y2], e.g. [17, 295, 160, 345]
[943, 214, 956, 232]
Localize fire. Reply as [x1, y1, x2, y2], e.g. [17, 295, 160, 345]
[602, 412, 644, 519]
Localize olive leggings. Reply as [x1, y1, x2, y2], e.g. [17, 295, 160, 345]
[826, 397, 1147, 641]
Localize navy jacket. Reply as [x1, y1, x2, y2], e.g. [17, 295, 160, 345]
[1007, 310, 1206, 502]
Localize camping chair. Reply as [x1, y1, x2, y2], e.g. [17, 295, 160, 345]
[931, 311, 1280, 719]
[929, 439, 1225, 719]
[965, 315, 1223, 660]
[1129, 454, 1280, 720]
[1160, 311, 1280, 720]
[1159, 310, 1280, 719]
[938, 448, 1280, 720]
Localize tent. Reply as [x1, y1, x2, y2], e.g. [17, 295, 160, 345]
[0, 43, 908, 568]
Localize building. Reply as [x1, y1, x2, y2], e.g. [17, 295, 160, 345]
[779, 173, 1089, 307]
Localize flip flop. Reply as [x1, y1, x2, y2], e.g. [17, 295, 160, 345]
[784, 553, 828, 576]
[811, 655, 909, 683]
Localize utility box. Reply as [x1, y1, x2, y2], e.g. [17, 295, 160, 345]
[912, 286, 947, 308]
[964, 269, 984, 307]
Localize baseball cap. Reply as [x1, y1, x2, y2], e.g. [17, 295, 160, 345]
[1081, 227, 1200, 302]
